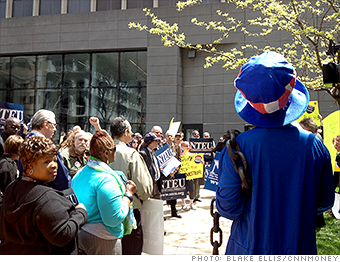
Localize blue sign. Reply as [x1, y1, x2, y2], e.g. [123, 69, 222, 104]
[155, 144, 181, 177]
[161, 173, 187, 200]
[189, 138, 214, 159]
[0, 102, 24, 130]
[204, 152, 221, 192]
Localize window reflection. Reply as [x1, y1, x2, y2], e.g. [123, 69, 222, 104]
[37, 55, 62, 88]
[40, 0, 61, 16]
[97, 0, 121, 11]
[0, 51, 146, 135]
[120, 52, 147, 87]
[0, 57, 10, 89]
[64, 54, 90, 88]
[13, 0, 33, 17]
[0, 0, 6, 18]
[68, 0, 91, 13]
[128, 0, 153, 9]
[11, 56, 36, 89]
[92, 53, 119, 87]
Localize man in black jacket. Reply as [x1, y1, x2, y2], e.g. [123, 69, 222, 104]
[0, 117, 22, 157]
[139, 133, 162, 199]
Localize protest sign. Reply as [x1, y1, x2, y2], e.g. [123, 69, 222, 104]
[155, 144, 181, 177]
[204, 152, 221, 192]
[179, 154, 204, 180]
[168, 117, 181, 137]
[324, 110, 340, 172]
[0, 102, 24, 130]
[140, 199, 164, 254]
[189, 138, 214, 159]
[160, 173, 187, 201]
[296, 101, 321, 126]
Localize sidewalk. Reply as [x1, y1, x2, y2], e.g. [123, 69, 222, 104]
[162, 186, 232, 255]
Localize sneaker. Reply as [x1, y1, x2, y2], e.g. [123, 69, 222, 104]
[190, 203, 196, 210]
[182, 204, 189, 211]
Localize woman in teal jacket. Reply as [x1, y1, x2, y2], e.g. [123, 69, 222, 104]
[71, 131, 136, 255]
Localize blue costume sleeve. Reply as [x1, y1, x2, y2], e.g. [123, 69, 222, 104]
[215, 147, 245, 220]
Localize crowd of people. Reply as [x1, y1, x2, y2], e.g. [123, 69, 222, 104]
[0, 51, 339, 255]
[0, 107, 214, 255]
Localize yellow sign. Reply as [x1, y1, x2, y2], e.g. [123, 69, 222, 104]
[179, 154, 204, 180]
[323, 110, 340, 172]
[296, 101, 321, 126]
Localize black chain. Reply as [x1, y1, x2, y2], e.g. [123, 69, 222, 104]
[210, 129, 251, 254]
[210, 198, 222, 255]
[226, 129, 252, 199]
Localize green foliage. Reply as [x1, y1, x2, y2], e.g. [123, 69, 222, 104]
[129, 0, 340, 106]
[316, 213, 340, 255]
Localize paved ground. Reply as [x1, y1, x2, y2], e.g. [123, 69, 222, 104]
[161, 186, 232, 255]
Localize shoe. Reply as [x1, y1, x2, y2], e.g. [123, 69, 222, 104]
[194, 198, 202, 203]
[190, 203, 196, 210]
[171, 213, 182, 218]
[182, 204, 189, 211]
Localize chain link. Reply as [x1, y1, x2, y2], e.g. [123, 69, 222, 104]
[210, 198, 222, 255]
[210, 129, 251, 254]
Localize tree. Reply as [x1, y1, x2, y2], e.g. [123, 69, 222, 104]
[129, 0, 340, 107]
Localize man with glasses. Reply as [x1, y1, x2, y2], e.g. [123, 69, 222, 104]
[151, 125, 164, 148]
[19, 109, 71, 191]
[109, 116, 153, 255]
[0, 117, 23, 157]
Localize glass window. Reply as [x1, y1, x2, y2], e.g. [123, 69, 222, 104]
[40, 0, 61, 16]
[13, 0, 33, 17]
[63, 54, 90, 88]
[11, 89, 35, 124]
[11, 56, 36, 89]
[92, 52, 119, 87]
[0, 90, 7, 103]
[128, 0, 153, 9]
[37, 55, 62, 88]
[35, 88, 61, 119]
[89, 87, 118, 131]
[202, 0, 220, 3]
[118, 87, 146, 124]
[59, 88, 89, 133]
[120, 51, 147, 87]
[0, 57, 10, 89]
[97, 0, 121, 11]
[0, 0, 6, 19]
[68, 0, 91, 13]
[158, 0, 177, 7]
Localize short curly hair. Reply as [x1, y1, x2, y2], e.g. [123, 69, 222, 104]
[90, 131, 114, 160]
[19, 136, 58, 173]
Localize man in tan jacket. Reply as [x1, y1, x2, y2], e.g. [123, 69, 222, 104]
[109, 116, 153, 255]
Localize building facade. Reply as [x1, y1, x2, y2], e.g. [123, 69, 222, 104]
[0, 0, 336, 141]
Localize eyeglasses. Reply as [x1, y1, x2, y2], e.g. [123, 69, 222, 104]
[47, 121, 57, 128]
[109, 146, 116, 153]
[155, 132, 162, 135]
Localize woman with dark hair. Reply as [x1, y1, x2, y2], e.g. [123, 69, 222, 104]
[0, 135, 23, 196]
[0, 136, 88, 255]
[71, 131, 137, 255]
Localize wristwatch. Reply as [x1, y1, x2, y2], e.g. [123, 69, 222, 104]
[124, 192, 133, 202]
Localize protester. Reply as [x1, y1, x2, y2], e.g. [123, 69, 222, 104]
[20, 109, 71, 190]
[180, 141, 196, 211]
[0, 135, 24, 211]
[165, 130, 182, 218]
[299, 117, 323, 142]
[109, 116, 153, 255]
[71, 131, 137, 255]
[151, 125, 164, 148]
[0, 136, 88, 254]
[215, 51, 334, 255]
[191, 130, 202, 203]
[130, 138, 139, 150]
[139, 133, 162, 199]
[134, 132, 143, 152]
[0, 117, 25, 157]
[60, 130, 91, 178]
[175, 133, 182, 146]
